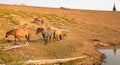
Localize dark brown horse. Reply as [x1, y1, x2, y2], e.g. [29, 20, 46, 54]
[36, 27, 53, 45]
[5, 29, 30, 45]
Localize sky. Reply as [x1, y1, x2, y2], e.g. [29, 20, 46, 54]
[0, 0, 120, 11]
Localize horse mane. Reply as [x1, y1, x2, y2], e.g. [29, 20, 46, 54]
[37, 28, 45, 31]
[6, 29, 18, 35]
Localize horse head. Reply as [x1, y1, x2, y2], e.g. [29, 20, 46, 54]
[36, 28, 44, 35]
[5, 31, 11, 38]
[5, 29, 17, 38]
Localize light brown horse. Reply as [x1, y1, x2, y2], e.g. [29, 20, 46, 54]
[53, 30, 62, 41]
[5, 29, 30, 45]
[53, 30, 67, 41]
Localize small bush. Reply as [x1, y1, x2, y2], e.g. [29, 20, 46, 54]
[5, 16, 13, 20]
[11, 20, 20, 25]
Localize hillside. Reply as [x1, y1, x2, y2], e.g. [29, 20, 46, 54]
[0, 4, 120, 65]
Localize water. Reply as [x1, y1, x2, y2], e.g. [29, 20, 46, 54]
[99, 48, 120, 65]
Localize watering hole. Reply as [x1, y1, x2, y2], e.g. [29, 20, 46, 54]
[99, 48, 120, 65]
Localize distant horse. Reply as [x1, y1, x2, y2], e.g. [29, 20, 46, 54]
[33, 18, 44, 24]
[36, 27, 53, 44]
[5, 29, 30, 45]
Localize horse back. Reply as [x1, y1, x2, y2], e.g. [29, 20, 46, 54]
[9, 29, 18, 35]
[15, 29, 29, 37]
[54, 30, 62, 36]
[43, 29, 53, 37]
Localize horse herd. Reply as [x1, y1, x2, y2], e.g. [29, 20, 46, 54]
[5, 27, 68, 45]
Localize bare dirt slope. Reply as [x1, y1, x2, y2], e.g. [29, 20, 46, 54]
[0, 4, 120, 65]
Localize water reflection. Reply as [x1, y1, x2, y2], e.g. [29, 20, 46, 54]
[113, 47, 117, 56]
[99, 48, 120, 65]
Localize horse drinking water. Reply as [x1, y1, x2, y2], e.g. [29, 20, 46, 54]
[36, 27, 53, 45]
[5, 28, 30, 45]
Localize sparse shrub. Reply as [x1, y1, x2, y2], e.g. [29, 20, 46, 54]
[5, 16, 13, 20]
[14, 10, 33, 18]
[11, 20, 20, 25]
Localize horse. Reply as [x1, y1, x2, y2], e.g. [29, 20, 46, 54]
[5, 28, 30, 45]
[33, 17, 44, 24]
[53, 30, 62, 41]
[36, 27, 53, 44]
[53, 30, 67, 41]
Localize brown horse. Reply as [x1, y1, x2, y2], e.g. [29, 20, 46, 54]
[53, 30, 67, 41]
[5, 29, 30, 45]
[53, 30, 62, 41]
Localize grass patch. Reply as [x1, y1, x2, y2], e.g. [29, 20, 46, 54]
[11, 20, 20, 25]
[0, 8, 33, 18]
[0, 39, 8, 44]
[0, 8, 13, 16]
[36, 13, 62, 22]
[43, 42, 76, 59]
[0, 20, 14, 30]
[0, 49, 24, 65]
[13, 10, 33, 18]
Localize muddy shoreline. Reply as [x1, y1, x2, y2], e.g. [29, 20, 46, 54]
[76, 41, 120, 65]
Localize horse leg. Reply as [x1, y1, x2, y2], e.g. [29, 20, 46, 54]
[60, 35, 62, 40]
[25, 35, 29, 45]
[49, 36, 51, 43]
[53, 35, 55, 42]
[15, 36, 18, 45]
[42, 36, 46, 44]
[56, 36, 58, 41]
[18, 37, 20, 45]
[25, 34, 30, 42]
[15, 37, 17, 45]
[44, 37, 48, 45]
[53, 35, 57, 42]
[44, 38, 47, 44]
[53, 37, 55, 43]
[46, 37, 48, 44]
[28, 34, 30, 42]
[58, 35, 60, 41]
